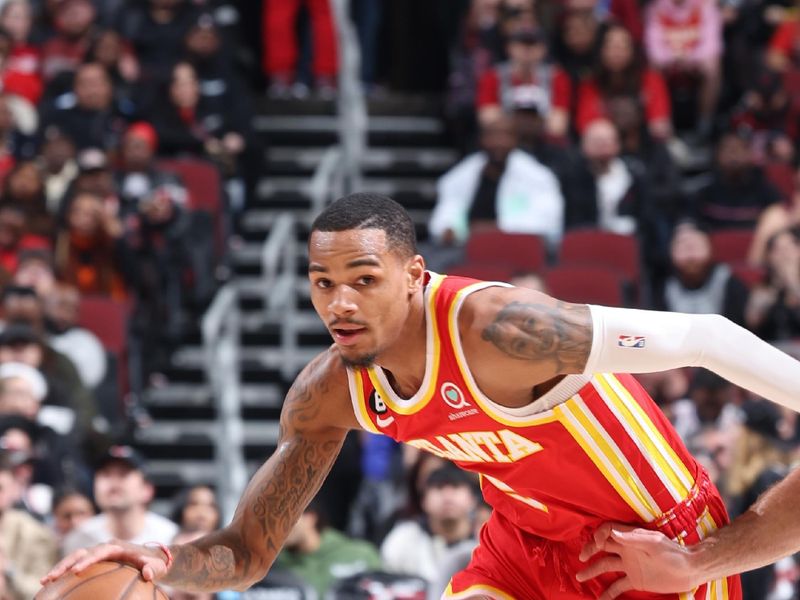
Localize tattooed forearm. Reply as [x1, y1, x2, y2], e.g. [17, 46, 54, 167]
[481, 301, 592, 372]
[163, 352, 348, 592]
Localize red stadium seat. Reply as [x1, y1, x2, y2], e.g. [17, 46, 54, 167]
[78, 295, 132, 394]
[709, 229, 754, 264]
[544, 265, 626, 306]
[559, 229, 639, 284]
[764, 163, 795, 203]
[730, 263, 766, 289]
[158, 158, 225, 256]
[447, 263, 515, 283]
[464, 229, 547, 273]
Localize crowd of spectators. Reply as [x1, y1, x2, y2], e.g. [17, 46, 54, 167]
[0, 0, 799, 599]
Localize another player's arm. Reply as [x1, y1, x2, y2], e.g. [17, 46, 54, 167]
[44, 350, 358, 593]
[576, 466, 800, 598]
[467, 286, 800, 414]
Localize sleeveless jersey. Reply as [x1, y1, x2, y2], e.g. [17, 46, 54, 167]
[347, 273, 707, 542]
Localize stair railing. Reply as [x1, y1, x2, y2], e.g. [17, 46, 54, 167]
[201, 282, 247, 524]
[332, 0, 366, 198]
[261, 212, 299, 379]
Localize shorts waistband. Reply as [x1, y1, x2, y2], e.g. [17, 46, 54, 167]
[653, 467, 714, 541]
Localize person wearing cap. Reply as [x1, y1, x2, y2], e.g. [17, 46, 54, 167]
[63, 445, 178, 554]
[476, 26, 572, 138]
[115, 121, 187, 214]
[380, 465, 479, 587]
[0, 314, 98, 438]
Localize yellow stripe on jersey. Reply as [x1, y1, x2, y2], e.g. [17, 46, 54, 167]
[444, 582, 517, 600]
[555, 397, 660, 522]
[366, 273, 445, 415]
[603, 374, 695, 495]
[350, 369, 381, 434]
[592, 374, 693, 502]
[447, 283, 557, 428]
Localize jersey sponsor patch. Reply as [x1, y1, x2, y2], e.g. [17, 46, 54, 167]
[441, 382, 470, 409]
[618, 335, 646, 348]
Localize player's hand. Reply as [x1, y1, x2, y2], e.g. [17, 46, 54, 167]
[41, 540, 169, 585]
[576, 523, 700, 599]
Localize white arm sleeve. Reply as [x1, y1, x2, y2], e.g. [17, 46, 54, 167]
[584, 305, 800, 414]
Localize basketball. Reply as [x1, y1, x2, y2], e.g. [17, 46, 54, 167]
[35, 561, 169, 600]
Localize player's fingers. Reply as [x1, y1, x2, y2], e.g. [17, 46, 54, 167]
[41, 549, 89, 583]
[598, 577, 633, 600]
[609, 527, 666, 548]
[142, 557, 169, 582]
[70, 542, 126, 573]
[580, 524, 612, 561]
[575, 556, 625, 582]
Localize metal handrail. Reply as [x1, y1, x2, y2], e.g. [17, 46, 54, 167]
[332, 0, 366, 198]
[260, 212, 300, 379]
[201, 282, 247, 524]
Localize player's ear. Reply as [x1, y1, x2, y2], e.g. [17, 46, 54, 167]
[406, 254, 425, 293]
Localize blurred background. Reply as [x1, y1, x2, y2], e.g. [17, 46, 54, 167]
[0, 0, 796, 598]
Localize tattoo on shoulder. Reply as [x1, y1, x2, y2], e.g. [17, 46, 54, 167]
[481, 301, 592, 372]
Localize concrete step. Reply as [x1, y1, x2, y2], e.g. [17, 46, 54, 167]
[145, 382, 285, 409]
[134, 419, 280, 446]
[267, 146, 456, 176]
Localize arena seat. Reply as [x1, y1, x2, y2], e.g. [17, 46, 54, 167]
[559, 229, 639, 285]
[730, 263, 766, 289]
[78, 295, 132, 397]
[447, 263, 515, 283]
[464, 229, 547, 273]
[544, 265, 626, 306]
[158, 158, 225, 257]
[709, 229, 754, 264]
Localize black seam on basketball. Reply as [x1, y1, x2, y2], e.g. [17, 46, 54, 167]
[60, 564, 128, 599]
[117, 570, 142, 600]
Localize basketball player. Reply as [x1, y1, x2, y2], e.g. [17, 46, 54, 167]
[44, 194, 800, 599]
[576, 466, 800, 599]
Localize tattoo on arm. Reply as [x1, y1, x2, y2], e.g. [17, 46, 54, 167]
[481, 301, 592, 372]
[163, 354, 347, 592]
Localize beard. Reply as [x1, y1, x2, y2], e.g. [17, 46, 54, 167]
[340, 352, 377, 369]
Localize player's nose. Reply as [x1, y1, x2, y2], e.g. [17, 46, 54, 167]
[328, 285, 357, 317]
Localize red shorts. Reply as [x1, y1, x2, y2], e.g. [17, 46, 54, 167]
[444, 470, 741, 600]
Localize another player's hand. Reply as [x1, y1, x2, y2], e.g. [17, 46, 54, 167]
[576, 523, 700, 599]
[41, 540, 169, 585]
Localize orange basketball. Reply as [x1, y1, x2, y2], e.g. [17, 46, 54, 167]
[35, 560, 169, 600]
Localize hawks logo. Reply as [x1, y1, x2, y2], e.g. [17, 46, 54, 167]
[441, 382, 470, 409]
[368, 390, 394, 428]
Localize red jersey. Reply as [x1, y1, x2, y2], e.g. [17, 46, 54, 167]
[348, 273, 707, 541]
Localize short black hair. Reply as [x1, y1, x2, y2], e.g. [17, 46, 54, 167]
[310, 193, 417, 258]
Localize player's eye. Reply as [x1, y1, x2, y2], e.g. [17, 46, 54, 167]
[357, 276, 375, 286]
[315, 278, 333, 289]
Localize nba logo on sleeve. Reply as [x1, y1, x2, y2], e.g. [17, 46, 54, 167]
[618, 335, 646, 348]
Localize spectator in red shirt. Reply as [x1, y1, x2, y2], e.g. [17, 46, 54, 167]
[576, 23, 672, 139]
[0, 201, 48, 279]
[0, 0, 42, 105]
[645, 0, 723, 140]
[766, 15, 800, 71]
[476, 27, 572, 138]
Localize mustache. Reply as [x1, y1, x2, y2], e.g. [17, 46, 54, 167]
[328, 318, 368, 328]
